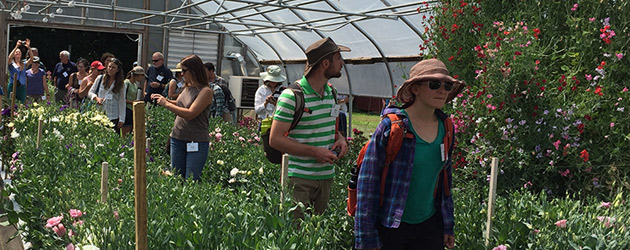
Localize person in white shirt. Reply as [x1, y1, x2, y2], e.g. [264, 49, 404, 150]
[254, 65, 286, 119]
[88, 58, 126, 132]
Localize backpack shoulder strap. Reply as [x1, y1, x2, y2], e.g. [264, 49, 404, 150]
[327, 82, 338, 104]
[379, 113, 414, 206]
[287, 81, 308, 131]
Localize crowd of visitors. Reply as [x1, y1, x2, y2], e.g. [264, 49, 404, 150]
[2, 36, 462, 249]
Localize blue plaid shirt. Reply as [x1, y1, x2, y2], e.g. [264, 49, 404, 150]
[354, 107, 455, 249]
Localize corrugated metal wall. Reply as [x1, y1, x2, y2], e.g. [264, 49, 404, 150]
[166, 31, 220, 68]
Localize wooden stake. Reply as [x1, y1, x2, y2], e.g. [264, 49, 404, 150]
[36, 119, 43, 148]
[280, 153, 290, 203]
[132, 101, 147, 250]
[484, 157, 500, 247]
[100, 162, 109, 204]
[10, 73, 17, 121]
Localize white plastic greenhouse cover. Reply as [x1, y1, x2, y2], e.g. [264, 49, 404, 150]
[192, 0, 434, 97]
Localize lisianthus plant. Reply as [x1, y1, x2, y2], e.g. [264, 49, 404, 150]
[424, 0, 630, 198]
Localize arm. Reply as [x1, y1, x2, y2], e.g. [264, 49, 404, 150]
[168, 80, 179, 100]
[66, 73, 75, 90]
[77, 77, 92, 98]
[213, 86, 225, 117]
[42, 73, 50, 98]
[7, 42, 19, 66]
[354, 119, 390, 250]
[254, 86, 269, 115]
[117, 86, 126, 125]
[87, 76, 100, 101]
[152, 87, 213, 121]
[23, 42, 33, 68]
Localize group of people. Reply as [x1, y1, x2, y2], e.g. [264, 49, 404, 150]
[5, 36, 462, 249]
[155, 37, 461, 250]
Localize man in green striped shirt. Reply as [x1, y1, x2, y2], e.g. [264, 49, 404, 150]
[270, 37, 350, 220]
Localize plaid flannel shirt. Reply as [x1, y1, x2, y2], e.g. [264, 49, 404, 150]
[210, 83, 225, 118]
[354, 107, 455, 249]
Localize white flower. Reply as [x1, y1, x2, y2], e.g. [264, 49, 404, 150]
[96, 144, 104, 147]
[230, 168, 239, 176]
[51, 117, 60, 122]
[215, 127, 221, 133]
[228, 178, 236, 183]
[217, 160, 225, 166]
[119, 152, 125, 158]
[10, 131, 19, 138]
[7, 122, 14, 128]
[258, 167, 264, 175]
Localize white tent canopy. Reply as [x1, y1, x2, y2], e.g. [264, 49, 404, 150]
[1, 0, 435, 97]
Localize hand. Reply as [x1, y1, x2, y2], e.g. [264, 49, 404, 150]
[444, 234, 454, 249]
[312, 147, 338, 164]
[25, 38, 31, 48]
[331, 136, 348, 158]
[150, 82, 161, 88]
[95, 97, 104, 105]
[151, 93, 165, 106]
[266, 95, 277, 105]
[117, 121, 124, 129]
[15, 40, 21, 48]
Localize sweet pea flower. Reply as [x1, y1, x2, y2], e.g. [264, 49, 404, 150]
[617, 53, 623, 60]
[493, 245, 507, 250]
[45, 215, 63, 228]
[599, 202, 612, 208]
[610, 122, 615, 128]
[69, 209, 83, 218]
[553, 140, 561, 150]
[585, 74, 592, 81]
[570, 3, 578, 11]
[555, 219, 567, 228]
[589, 17, 596, 22]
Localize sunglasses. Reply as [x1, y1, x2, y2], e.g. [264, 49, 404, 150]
[152, 59, 161, 62]
[181, 68, 188, 73]
[427, 80, 455, 91]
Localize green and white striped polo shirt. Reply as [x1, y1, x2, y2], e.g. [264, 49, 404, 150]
[273, 76, 337, 180]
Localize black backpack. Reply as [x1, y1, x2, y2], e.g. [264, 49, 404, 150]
[219, 84, 237, 112]
[262, 81, 337, 164]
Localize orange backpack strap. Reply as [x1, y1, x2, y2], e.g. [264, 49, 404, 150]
[435, 117, 454, 197]
[378, 113, 414, 206]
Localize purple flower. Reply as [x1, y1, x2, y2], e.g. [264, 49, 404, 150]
[149, 156, 154, 162]
[59, 105, 68, 112]
[1, 107, 11, 116]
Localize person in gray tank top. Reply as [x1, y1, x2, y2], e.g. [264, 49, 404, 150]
[151, 55, 214, 181]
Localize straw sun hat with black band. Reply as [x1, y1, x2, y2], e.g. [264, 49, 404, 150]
[395, 58, 465, 104]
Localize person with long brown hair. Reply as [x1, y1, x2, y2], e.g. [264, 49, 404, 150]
[87, 58, 126, 131]
[151, 55, 213, 181]
[7, 39, 34, 103]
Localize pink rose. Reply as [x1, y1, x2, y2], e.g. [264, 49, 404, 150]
[45, 215, 63, 228]
[69, 209, 83, 218]
[555, 219, 567, 228]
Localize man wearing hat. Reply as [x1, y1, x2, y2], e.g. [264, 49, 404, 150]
[354, 58, 463, 250]
[269, 37, 350, 220]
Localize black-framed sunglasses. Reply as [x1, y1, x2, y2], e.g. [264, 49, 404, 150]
[427, 80, 455, 91]
[181, 68, 188, 73]
[152, 59, 161, 62]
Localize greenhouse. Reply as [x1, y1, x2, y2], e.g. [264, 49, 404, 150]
[1, 0, 629, 249]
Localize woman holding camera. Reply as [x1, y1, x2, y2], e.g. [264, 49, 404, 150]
[151, 55, 213, 182]
[255, 65, 286, 120]
[7, 39, 34, 103]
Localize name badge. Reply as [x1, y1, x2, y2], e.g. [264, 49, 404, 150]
[187, 142, 199, 152]
[330, 104, 340, 117]
[440, 143, 446, 162]
[156, 75, 164, 81]
[62, 72, 68, 78]
[41, 96, 47, 100]
[177, 82, 183, 88]
[105, 93, 113, 100]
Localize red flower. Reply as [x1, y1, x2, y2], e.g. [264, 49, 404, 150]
[577, 124, 585, 134]
[533, 28, 541, 39]
[515, 51, 522, 56]
[505, 61, 510, 66]
[584, 115, 591, 121]
[580, 149, 589, 162]
[535, 60, 540, 65]
[448, 56, 455, 61]
[594, 86, 603, 96]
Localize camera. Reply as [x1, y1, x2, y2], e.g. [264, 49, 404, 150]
[331, 147, 341, 157]
[348, 163, 359, 189]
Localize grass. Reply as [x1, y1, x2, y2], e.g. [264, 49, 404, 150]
[348, 109, 381, 137]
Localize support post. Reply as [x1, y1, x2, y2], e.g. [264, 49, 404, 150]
[100, 162, 109, 203]
[10, 73, 16, 121]
[133, 101, 147, 250]
[280, 153, 289, 203]
[484, 157, 499, 247]
[36, 118, 43, 148]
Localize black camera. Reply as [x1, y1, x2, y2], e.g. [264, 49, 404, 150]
[348, 163, 359, 189]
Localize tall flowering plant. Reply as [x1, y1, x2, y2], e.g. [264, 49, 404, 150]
[425, 0, 630, 196]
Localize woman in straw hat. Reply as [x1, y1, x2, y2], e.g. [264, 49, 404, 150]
[354, 58, 464, 250]
[167, 63, 185, 100]
[255, 65, 286, 120]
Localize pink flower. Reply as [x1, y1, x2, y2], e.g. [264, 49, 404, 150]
[493, 245, 507, 250]
[53, 223, 67, 237]
[623, 87, 629, 92]
[73, 220, 84, 227]
[597, 216, 616, 228]
[524, 181, 533, 188]
[555, 219, 567, 228]
[617, 53, 624, 60]
[69, 209, 83, 218]
[610, 122, 615, 128]
[232, 132, 239, 137]
[66, 243, 75, 250]
[68, 229, 76, 237]
[599, 202, 611, 208]
[238, 136, 245, 142]
[215, 133, 223, 141]
[45, 215, 63, 228]
[585, 74, 592, 81]
[114, 210, 119, 220]
[553, 140, 561, 150]
[589, 17, 596, 22]
[570, 3, 578, 11]
[559, 169, 570, 177]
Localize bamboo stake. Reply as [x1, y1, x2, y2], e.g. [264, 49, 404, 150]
[281, 153, 289, 188]
[133, 101, 147, 250]
[100, 162, 109, 204]
[484, 157, 500, 247]
[36, 118, 43, 148]
[10, 73, 17, 121]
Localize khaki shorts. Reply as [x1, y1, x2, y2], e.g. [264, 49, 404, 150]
[289, 177, 333, 220]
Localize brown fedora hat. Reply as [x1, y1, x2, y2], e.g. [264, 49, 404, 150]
[304, 37, 351, 76]
[396, 58, 465, 103]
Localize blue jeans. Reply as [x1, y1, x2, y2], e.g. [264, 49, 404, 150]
[170, 137, 209, 181]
